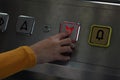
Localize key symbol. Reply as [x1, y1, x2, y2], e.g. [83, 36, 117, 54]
[20, 21, 27, 30]
[96, 30, 104, 40]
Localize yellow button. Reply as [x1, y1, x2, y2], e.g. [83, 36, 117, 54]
[88, 25, 112, 47]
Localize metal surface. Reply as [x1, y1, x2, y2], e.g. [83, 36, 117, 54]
[0, 0, 120, 80]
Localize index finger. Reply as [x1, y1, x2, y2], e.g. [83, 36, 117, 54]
[55, 32, 69, 40]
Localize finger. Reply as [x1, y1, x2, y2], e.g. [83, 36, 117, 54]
[60, 38, 72, 46]
[55, 32, 69, 40]
[56, 55, 71, 61]
[60, 46, 73, 53]
[70, 43, 75, 49]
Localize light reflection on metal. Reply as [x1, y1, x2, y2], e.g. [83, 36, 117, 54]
[88, 1, 120, 6]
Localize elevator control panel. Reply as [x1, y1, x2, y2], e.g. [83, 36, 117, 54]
[16, 15, 35, 35]
[0, 12, 9, 32]
[88, 25, 112, 47]
[60, 21, 81, 42]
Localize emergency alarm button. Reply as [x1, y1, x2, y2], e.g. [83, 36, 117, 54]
[0, 12, 9, 32]
[16, 15, 35, 35]
[88, 25, 112, 47]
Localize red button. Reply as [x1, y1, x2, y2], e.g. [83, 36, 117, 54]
[65, 25, 74, 35]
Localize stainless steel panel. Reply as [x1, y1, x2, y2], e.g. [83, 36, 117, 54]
[0, 0, 120, 80]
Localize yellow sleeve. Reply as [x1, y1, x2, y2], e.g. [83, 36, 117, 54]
[0, 46, 37, 79]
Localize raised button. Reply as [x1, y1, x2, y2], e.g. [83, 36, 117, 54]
[16, 15, 35, 35]
[60, 21, 81, 42]
[88, 25, 112, 47]
[0, 12, 9, 32]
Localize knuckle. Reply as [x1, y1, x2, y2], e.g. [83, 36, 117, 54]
[61, 46, 72, 53]
[48, 37, 53, 41]
[58, 41, 62, 45]
[57, 57, 65, 61]
[67, 38, 71, 41]
[60, 32, 66, 37]
[67, 46, 72, 52]
[66, 38, 72, 43]
[62, 57, 70, 61]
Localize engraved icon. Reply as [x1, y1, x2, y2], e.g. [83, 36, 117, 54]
[96, 30, 104, 40]
[88, 25, 112, 47]
[20, 21, 28, 31]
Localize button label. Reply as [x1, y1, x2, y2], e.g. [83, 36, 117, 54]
[20, 21, 28, 31]
[88, 25, 112, 47]
[96, 30, 104, 40]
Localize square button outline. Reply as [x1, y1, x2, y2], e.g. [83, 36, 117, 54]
[16, 15, 35, 35]
[88, 25, 112, 47]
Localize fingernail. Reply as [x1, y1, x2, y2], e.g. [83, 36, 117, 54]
[71, 43, 75, 49]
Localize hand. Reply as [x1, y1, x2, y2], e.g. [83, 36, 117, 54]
[30, 32, 74, 64]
